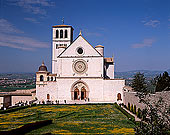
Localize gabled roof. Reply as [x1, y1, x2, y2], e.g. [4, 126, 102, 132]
[58, 34, 103, 57]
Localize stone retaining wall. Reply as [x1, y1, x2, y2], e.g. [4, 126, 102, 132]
[123, 91, 170, 110]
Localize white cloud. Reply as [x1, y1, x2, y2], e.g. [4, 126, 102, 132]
[7, 0, 55, 15]
[132, 38, 155, 48]
[142, 19, 160, 28]
[83, 29, 102, 37]
[0, 34, 49, 51]
[0, 41, 34, 51]
[0, 19, 24, 34]
[0, 19, 49, 51]
[86, 32, 102, 37]
[24, 17, 40, 23]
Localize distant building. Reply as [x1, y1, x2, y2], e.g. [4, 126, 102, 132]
[36, 24, 125, 104]
[0, 89, 35, 108]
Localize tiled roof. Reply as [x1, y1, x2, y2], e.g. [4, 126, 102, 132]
[52, 24, 73, 28]
[104, 57, 114, 63]
[95, 45, 104, 48]
[123, 86, 133, 91]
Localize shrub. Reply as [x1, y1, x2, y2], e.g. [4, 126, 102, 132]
[124, 104, 127, 109]
[128, 102, 130, 110]
[8, 120, 52, 135]
[133, 105, 136, 114]
[114, 103, 135, 122]
[142, 108, 147, 121]
[137, 108, 141, 118]
[130, 104, 133, 112]
[0, 105, 27, 114]
[0, 103, 36, 114]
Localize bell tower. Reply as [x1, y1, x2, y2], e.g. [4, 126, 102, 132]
[52, 23, 74, 73]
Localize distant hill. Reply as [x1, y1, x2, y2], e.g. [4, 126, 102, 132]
[115, 70, 164, 79]
[167, 69, 170, 74]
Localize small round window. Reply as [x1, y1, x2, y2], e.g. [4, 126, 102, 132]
[77, 47, 83, 54]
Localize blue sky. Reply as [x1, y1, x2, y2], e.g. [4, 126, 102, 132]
[0, 0, 170, 73]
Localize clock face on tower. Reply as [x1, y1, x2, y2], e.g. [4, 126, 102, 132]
[72, 60, 88, 74]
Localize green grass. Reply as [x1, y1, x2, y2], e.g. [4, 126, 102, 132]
[0, 104, 135, 134]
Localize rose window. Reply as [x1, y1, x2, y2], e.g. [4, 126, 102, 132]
[73, 60, 87, 74]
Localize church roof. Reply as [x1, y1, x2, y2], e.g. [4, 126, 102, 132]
[58, 34, 103, 57]
[104, 57, 114, 63]
[38, 61, 48, 72]
[95, 45, 104, 48]
[52, 24, 73, 29]
[123, 86, 133, 92]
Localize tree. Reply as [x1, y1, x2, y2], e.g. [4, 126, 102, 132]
[135, 92, 170, 135]
[137, 108, 142, 118]
[128, 102, 130, 110]
[155, 71, 170, 92]
[133, 105, 136, 114]
[131, 72, 147, 93]
[130, 104, 133, 112]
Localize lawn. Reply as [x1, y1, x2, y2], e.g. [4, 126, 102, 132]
[0, 104, 135, 134]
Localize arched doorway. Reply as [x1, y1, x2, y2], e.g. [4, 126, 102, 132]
[71, 81, 89, 100]
[81, 86, 86, 100]
[117, 93, 122, 101]
[74, 87, 79, 100]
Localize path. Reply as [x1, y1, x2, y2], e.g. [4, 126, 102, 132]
[122, 106, 141, 121]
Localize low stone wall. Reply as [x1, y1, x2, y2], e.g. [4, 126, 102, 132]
[123, 91, 170, 110]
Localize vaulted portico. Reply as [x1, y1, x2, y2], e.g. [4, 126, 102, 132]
[71, 81, 89, 100]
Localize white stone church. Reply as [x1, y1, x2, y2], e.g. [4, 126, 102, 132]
[36, 24, 125, 104]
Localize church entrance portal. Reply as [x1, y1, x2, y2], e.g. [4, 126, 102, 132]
[72, 82, 89, 100]
[74, 88, 79, 100]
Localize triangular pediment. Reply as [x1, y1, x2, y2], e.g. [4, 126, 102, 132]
[58, 35, 102, 58]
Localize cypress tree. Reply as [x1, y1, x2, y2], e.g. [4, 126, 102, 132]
[131, 72, 147, 92]
[155, 71, 170, 92]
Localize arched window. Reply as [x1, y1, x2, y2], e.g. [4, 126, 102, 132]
[117, 93, 122, 101]
[60, 30, 63, 38]
[47, 94, 50, 100]
[40, 75, 44, 81]
[47, 77, 49, 81]
[56, 30, 59, 38]
[51, 77, 53, 81]
[65, 30, 68, 38]
[54, 77, 56, 81]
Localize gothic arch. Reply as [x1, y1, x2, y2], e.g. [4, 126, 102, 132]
[71, 80, 89, 100]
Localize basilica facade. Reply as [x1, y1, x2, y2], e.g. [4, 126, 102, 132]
[36, 24, 125, 103]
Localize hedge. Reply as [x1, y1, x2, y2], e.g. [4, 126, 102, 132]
[114, 103, 135, 122]
[0, 104, 36, 114]
[56, 111, 76, 119]
[0, 120, 52, 135]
